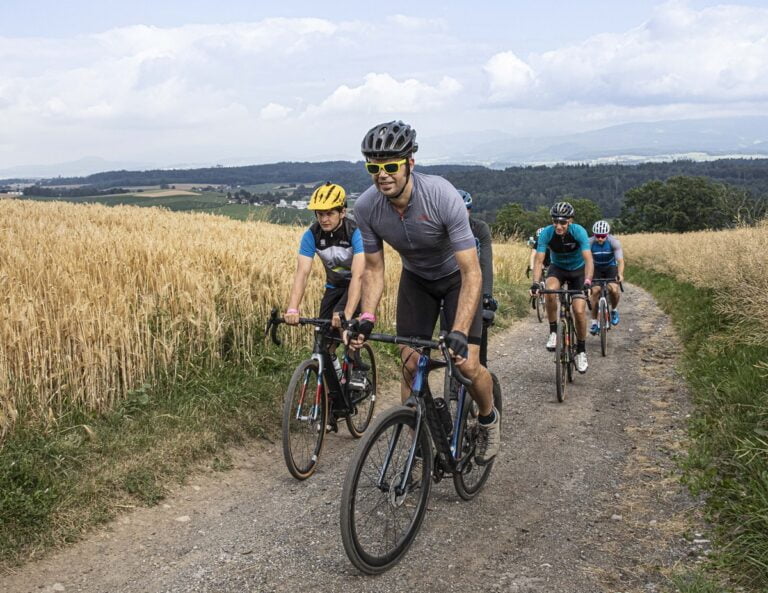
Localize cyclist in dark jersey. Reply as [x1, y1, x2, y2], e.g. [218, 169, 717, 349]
[588, 220, 625, 334]
[529, 201, 594, 373]
[458, 189, 497, 313]
[285, 182, 365, 349]
[528, 227, 551, 277]
[346, 120, 500, 465]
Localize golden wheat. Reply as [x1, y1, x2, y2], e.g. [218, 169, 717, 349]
[0, 200, 528, 437]
[620, 220, 768, 345]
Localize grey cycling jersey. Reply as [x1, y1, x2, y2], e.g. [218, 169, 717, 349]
[354, 172, 476, 281]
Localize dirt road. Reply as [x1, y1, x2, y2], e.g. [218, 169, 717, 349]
[1, 284, 705, 593]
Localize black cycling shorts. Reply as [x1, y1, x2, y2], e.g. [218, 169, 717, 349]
[319, 285, 358, 321]
[593, 265, 618, 281]
[396, 268, 483, 345]
[546, 264, 586, 298]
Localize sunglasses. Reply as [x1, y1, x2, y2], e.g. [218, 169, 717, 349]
[595, 233, 608, 239]
[365, 159, 407, 175]
[552, 218, 569, 226]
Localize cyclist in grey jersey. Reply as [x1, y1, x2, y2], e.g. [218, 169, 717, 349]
[348, 120, 500, 466]
[354, 173, 475, 280]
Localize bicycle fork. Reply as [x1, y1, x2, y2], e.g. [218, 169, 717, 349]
[377, 404, 425, 498]
[295, 356, 324, 424]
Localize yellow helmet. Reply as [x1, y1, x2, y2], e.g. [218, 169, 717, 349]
[308, 182, 346, 210]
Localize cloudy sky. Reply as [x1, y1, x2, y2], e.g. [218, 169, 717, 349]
[1, 0, 767, 170]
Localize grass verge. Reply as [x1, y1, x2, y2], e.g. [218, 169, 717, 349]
[627, 265, 768, 592]
[0, 351, 291, 568]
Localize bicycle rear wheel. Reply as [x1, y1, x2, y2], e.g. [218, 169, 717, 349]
[599, 299, 608, 357]
[340, 406, 433, 574]
[282, 359, 327, 480]
[453, 372, 503, 500]
[345, 343, 377, 438]
[555, 318, 567, 402]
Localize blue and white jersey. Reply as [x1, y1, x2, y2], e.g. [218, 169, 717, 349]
[537, 223, 590, 271]
[299, 218, 364, 288]
[589, 234, 624, 268]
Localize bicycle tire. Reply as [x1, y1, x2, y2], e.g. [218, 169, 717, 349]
[566, 319, 575, 383]
[340, 406, 433, 574]
[535, 292, 544, 323]
[453, 372, 503, 500]
[599, 299, 608, 357]
[555, 317, 567, 402]
[282, 359, 327, 480]
[345, 343, 377, 438]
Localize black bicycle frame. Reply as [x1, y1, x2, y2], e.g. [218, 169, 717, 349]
[267, 309, 354, 413]
[366, 333, 472, 496]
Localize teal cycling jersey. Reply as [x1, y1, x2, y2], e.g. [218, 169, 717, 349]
[537, 223, 590, 270]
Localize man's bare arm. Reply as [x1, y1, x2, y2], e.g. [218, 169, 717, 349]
[343, 252, 366, 321]
[360, 250, 385, 315]
[453, 247, 482, 335]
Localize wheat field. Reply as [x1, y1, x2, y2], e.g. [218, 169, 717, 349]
[0, 200, 528, 437]
[0, 200, 318, 435]
[621, 220, 768, 346]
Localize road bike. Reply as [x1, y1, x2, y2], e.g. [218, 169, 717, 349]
[530, 280, 546, 323]
[340, 332, 502, 574]
[591, 278, 624, 357]
[266, 309, 377, 480]
[539, 288, 586, 403]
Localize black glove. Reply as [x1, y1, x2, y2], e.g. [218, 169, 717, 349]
[445, 330, 468, 359]
[583, 278, 593, 291]
[482, 294, 498, 311]
[345, 318, 374, 341]
[530, 283, 540, 294]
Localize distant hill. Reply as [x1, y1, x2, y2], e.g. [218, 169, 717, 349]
[427, 116, 768, 167]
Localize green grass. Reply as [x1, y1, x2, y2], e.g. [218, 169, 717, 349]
[627, 265, 768, 592]
[0, 349, 294, 567]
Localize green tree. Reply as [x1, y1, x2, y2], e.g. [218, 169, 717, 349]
[492, 203, 527, 239]
[619, 176, 765, 233]
[572, 198, 603, 233]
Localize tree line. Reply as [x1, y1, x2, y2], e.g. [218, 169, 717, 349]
[493, 175, 767, 238]
[15, 158, 768, 234]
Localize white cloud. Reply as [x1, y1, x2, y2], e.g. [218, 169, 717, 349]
[260, 102, 292, 120]
[306, 73, 462, 115]
[484, 52, 536, 103]
[484, 1, 768, 108]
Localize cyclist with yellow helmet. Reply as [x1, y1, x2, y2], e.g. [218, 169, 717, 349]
[285, 182, 365, 333]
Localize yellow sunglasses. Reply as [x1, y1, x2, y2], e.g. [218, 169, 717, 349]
[364, 159, 407, 175]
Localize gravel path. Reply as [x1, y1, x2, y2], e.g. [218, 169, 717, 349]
[1, 284, 706, 593]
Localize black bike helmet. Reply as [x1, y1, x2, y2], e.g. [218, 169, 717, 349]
[361, 120, 418, 159]
[550, 201, 575, 218]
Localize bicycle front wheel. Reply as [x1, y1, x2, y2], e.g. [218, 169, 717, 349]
[566, 320, 575, 383]
[345, 343, 377, 438]
[599, 300, 608, 357]
[453, 372, 503, 500]
[282, 359, 327, 480]
[535, 293, 544, 323]
[340, 406, 433, 574]
[555, 318, 567, 402]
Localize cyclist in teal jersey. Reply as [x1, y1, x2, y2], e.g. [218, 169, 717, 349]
[529, 202, 594, 373]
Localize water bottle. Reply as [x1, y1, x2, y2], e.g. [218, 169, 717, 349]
[433, 397, 453, 437]
[331, 355, 342, 379]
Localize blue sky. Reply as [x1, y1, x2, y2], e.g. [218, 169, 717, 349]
[1, 0, 767, 169]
